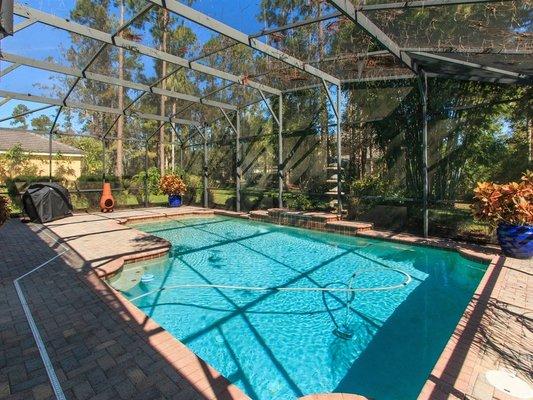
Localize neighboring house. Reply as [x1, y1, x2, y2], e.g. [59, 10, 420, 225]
[0, 128, 83, 182]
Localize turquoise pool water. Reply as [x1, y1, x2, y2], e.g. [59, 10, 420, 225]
[110, 216, 487, 400]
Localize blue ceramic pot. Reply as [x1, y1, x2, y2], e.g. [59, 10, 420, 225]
[168, 194, 182, 208]
[496, 223, 533, 259]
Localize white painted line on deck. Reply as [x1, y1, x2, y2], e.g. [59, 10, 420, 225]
[13, 227, 70, 400]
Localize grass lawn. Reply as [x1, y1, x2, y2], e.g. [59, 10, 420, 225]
[211, 188, 235, 206]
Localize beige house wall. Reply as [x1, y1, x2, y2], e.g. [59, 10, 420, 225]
[0, 152, 83, 183]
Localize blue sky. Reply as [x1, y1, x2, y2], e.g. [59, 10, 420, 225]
[0, 0, 272, 131]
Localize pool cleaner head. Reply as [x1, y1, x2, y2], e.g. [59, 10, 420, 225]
[334, 323, 355, 340]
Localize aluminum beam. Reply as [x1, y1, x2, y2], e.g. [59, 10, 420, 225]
[205, 91, 277, 127]
[259, 90, 280, 127]
[328, 0, 523, 81]
[13, 18, 35, 32]
[217, 108, 241, 210]
[409, 51, 530, 80]
[250, 0, 515, 42]
[220, 108, 237, 134]
[104, 63, 201, 140]
[311, 47, 531, 66]
[278, 95, 283, 208]
[321, 80, 339, 120]
[341, 74, 417, 84]
[0, 90, 200, 126]
[48, 106, 62, 181]
[51, 3, 155, 142]
[148, 0, 341, 86]
[54, 131, 142, 142]
[236, 111, 241, 212]
[327, 1, 415, 71]
[418, 70, 429, 238]
[0, 62, 20, 78]
[193, 126, 209, 208]
[0, 53, 237, 111]
[0, 104, 55, 123]
[402, 47, 533, 55]
[143, 140, 149, 206]
[355, 0, 513, 10]
[0, 97, 12, 107]
[425, 71, 523, 84]
[259, 0, 513, 28]
[174, 82, 235, 120]
[251, 12, 341, 38]
[336, 85, 342, 216]
[13, 4, 281, 96]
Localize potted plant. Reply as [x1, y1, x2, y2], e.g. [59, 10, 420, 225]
[159, 174, 187, 207]
[471, 171, 532, 259]
[0, 195, 11, 228]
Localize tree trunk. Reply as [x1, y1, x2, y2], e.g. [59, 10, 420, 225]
[115, 0, 124, 180]
[369, 141, 373, 174]
[360, 145, 367, 178]
[159, 8, 169, 176]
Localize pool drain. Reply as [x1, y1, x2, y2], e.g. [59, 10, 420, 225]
[267, 380, 283, 395]
[485, 369, 533, 399]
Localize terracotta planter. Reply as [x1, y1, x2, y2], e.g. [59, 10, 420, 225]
[99, 182, 115, 212]
[496, 223, 533, 259]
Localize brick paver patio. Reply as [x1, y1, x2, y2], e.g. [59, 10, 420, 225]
[1, 207, 531, 400]
[1, 208, 249, 400]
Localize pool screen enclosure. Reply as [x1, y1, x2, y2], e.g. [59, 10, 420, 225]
[0, 0, 531, 236]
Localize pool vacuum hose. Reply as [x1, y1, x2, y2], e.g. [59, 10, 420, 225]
[128, 269, 411, 302]
[126, 266, 411, 341]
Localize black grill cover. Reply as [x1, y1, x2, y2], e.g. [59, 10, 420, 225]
[22, 182, 73, 223]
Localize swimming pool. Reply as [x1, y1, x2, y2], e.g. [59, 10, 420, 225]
[109, 216, 487, 399]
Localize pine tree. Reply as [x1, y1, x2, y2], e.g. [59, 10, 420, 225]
[10, 104, 30, 129]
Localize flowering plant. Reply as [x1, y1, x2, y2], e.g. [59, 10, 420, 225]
[159, 174, 187, 196]
[471, 171, 533, 226]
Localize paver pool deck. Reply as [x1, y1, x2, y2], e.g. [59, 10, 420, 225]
[0, 207, 531, 400]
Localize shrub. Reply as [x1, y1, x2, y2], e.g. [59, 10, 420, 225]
[0, 195, 11, 227]
[130, 167, 161, 197]
[0, 144, 40, 183]
[471, 170, 532, 226]
[182, 174, 202, 205]
[159, 175, 187, 196]
[6, 175, 60, 195]
[283, 192, 313, 211]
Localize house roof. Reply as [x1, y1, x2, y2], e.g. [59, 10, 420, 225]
[0, 128, 83, 156]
